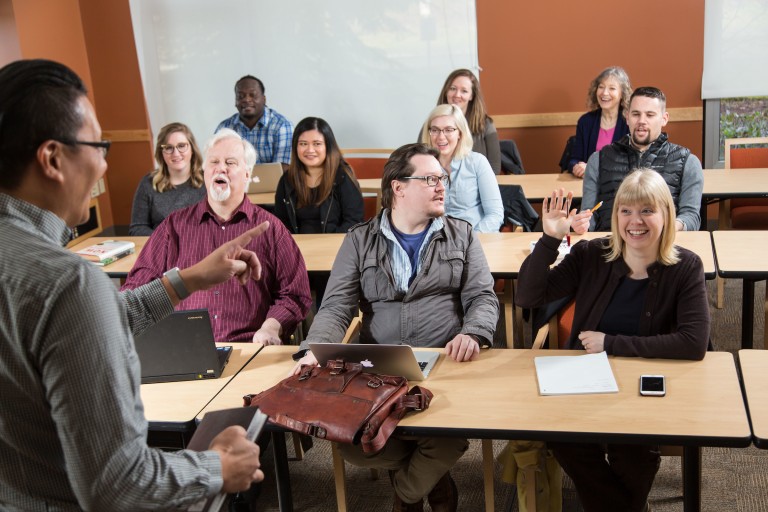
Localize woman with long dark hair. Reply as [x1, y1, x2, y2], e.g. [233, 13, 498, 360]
[274, 117, 363, 234]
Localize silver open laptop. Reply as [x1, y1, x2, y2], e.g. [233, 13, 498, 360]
[247, 163, 283, 194]
[308, 343, 440, 381]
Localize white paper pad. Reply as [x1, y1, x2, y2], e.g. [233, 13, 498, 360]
[534, 352, 619, 395]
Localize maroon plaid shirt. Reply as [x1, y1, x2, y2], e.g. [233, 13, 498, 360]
[122, 197, 311, 342]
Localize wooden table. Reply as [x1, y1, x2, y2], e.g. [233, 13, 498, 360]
[702, 168, 768, 199]
[141, 343, 262, 431]
[247, 192, 276, 205]
[79, 231, 715, 350]
[712, 231, 768, 349]
[68, 236, 149, 279]
[496, 173, 582, 200]
[292, 233, 345, 273]
[737, 350, 768, 448]
[702, 168, 768, 228]
[202, 346, 750, 512]
[477, 231, 716, 279]
[201, 346, 299, 512]
[402, 349, 749, 512]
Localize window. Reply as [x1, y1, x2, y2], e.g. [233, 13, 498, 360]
[704, 97, 768, 168]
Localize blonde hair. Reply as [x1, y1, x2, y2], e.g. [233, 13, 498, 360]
[151, 122, 204, 193]
[419, 104, 474, 161]
[605, 168, 679, 265]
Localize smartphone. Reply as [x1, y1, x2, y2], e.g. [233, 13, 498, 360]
[639, 375, 666, 396]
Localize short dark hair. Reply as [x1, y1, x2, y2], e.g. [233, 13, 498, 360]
[0, 59, 87, 189]
[630, 86, 666, 111]
[381, 143, 439, 210]
[235, 75, 265, 94]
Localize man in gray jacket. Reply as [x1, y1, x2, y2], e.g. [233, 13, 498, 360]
[294, 143, 499, 512]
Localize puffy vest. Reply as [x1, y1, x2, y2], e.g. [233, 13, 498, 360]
[594, 133, 690, 231]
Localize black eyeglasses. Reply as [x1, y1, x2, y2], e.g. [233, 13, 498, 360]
[428, 127, 458, 136]
[399, 174, 450, 187]
[160, 142, 190, 155]
[55, 139, 111, 158]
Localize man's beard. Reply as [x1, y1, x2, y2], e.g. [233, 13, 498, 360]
[209, 183, 231, 202]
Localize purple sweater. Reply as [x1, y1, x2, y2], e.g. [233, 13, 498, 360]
[516, 234, 710, 360]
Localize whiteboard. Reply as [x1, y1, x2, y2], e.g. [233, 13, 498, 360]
[129, 0, 478, 151]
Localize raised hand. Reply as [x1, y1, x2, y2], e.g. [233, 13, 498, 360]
[541, 189, 576, 240]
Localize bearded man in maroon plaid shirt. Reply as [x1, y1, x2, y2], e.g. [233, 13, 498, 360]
[123, 128, 311, 344]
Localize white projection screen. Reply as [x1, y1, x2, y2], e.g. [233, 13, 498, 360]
[129, 0, 478, 151]
[702, 0, 768, 99]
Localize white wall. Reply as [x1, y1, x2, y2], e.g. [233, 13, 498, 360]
[130, 0, 478, 150]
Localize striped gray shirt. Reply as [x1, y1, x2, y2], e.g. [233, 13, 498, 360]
[0, 193, 222, 511]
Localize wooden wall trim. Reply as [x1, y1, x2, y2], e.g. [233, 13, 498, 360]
[102, 129, 152, 142]
[492, 107, 703, 129]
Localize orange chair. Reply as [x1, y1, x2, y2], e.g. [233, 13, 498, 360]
[343, 149, 393, 221]
[716, 137, 768, 310]
[725, 137, 768, 229]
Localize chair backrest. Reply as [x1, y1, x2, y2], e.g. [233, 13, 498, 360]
[342, 150, 392, 220]
[725, 137, 768, 169]
[724, 137, 768, 229]
[500, 139, 525, 175]
[532, 298, 575, 350]
[558, 135, 577, 172]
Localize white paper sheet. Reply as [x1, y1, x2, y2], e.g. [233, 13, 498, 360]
[534, 352, 619, 395]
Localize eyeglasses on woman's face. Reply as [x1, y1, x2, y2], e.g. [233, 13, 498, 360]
[160, 142, 190, 155]
[428, 127, 458, 136]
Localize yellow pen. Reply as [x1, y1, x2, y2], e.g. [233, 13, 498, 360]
[590, 201, 603, 213]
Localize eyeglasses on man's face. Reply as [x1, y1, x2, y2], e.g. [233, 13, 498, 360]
[160, 142, 190, 155]
[55, 139, 111, 158]
[399, 174, 450, 187]
[428, 127, 458, 136]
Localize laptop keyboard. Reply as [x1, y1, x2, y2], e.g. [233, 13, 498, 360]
[418, 361, 428, 370]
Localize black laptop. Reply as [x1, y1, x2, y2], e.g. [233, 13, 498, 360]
[134, 309, 232, 384]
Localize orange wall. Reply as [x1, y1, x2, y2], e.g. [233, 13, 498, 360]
[8, 1, 708, 223]
[9, 0, 155, 228]
[0, 1, 21, 64]
[79, 0, 154, 227]
[477, 0, 705, 172]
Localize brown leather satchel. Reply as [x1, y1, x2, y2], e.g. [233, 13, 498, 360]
[243, 359, 433, 454]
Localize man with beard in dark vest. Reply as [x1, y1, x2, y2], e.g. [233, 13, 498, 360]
[575, 86, 703, 233]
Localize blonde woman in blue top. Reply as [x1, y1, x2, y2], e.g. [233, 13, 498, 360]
[420, 104, 503, 232]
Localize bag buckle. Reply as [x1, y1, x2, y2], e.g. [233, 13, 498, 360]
[329, 359, 345, 375]
[367, 376, 383, 389]
[413, 392, 430, 411]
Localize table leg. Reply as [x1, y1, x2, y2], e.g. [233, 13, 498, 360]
[742, 280, 756, 349]
[272, 431, 293, 512]
[682, 446, 701, 512]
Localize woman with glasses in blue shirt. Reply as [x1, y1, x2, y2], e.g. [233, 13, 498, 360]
[420, 104, 503, 232]
[129, 122, 206, 235]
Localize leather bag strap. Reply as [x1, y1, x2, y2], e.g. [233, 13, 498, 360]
[363, 386, 433, 453]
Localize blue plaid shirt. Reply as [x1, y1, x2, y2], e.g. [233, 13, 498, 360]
[215, 105, 293, 165]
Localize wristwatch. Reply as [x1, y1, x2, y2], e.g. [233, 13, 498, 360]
[163, 267, 190, 300]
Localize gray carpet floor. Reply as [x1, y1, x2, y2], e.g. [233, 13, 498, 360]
[253, 278, 767, 511]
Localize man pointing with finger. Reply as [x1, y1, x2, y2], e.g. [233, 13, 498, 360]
[0, 59, 267, 511]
